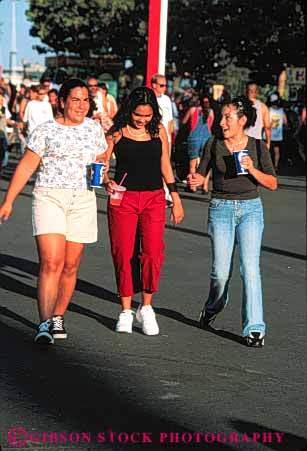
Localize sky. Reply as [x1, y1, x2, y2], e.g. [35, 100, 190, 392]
[0, 0, 51, 69]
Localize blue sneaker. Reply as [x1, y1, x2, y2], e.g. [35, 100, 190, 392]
[34, 319, 54, 344]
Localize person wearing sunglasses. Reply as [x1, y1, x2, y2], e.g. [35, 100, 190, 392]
[151, 74, 173, 147]
[151, 74, 174, 206]
[87, 77, 114, 133]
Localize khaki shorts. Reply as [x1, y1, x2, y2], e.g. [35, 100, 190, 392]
[32, 188, 97, 243]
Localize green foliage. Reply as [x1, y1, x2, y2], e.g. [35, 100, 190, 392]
[26, 0, 305, 84]
[26, 0, 144, 58]
[167, 0, 305, 84]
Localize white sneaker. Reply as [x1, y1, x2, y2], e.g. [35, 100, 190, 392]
[136, 305, 159, 336]
[115, 309, 134, 333]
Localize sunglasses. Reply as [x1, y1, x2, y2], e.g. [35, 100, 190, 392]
[88, 84, 98, 87]
[158, 83, 167, 87]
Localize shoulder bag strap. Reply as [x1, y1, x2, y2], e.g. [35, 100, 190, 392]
[255, 139, 262, 170]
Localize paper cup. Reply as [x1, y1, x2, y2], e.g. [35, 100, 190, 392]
[109, 185, 127, 206]
[233, 150, 249, 175]
[91, 162, 105, 188]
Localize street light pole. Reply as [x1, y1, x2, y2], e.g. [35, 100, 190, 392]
[9, 0, 18, 82]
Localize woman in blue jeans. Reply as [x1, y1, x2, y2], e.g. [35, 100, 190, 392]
[188, 96, 277, 347]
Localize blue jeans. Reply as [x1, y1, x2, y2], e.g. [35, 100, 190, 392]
[205, 197, 265, 336]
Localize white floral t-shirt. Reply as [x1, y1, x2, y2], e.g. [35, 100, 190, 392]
[27, 118, 107, 189]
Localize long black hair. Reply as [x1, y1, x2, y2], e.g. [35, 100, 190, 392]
[107, 86, 162, 138]
[224, 95, 257, 129]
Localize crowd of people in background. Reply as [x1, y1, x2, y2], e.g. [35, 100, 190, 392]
[172, 81, 305, 180]
[0, 69, 305, 346]
[0, 74, 305, 177]
[0, 74, 118, 171]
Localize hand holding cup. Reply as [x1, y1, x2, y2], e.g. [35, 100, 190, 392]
[240, 155, 255, 173]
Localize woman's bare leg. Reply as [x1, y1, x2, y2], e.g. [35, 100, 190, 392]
[35, 234, 66, 321]
[53, 240, 85, 316]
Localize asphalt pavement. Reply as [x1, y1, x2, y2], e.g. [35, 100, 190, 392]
[0, 157, 306, 451]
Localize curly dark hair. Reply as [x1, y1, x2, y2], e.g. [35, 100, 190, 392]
[224, 95, 257, 129]
[58, 78, 89, 114]
[107, 86, 162, 138]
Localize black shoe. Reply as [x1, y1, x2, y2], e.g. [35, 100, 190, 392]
[50, 315, 67, 339]
[34, 319, 54, 344]
[245, 332, 264, 348]
[199, 310, 217, 329]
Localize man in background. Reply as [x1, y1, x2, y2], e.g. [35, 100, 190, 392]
[245, 82, 271, 148]
[23, 86, 53, 135]
[151, 73, 174, 147]
[87, 77, 113, 133]
[151, 73, 174, 205]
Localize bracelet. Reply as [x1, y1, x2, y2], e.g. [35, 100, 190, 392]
[166, 182, 178, 192]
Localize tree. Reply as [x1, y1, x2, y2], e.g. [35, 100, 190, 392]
[26, 0, 305, 85]
[167, 0, 305, 85]
[26, 0, 147, 59]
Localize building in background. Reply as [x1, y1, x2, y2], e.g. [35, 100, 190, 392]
[0, 62, 45, 87]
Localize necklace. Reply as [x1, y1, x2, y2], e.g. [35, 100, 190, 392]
[226, 137, 246, 152]
[127, 124, 147, 137]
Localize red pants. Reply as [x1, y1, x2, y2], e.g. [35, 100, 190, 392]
[108, 189, 166, 296]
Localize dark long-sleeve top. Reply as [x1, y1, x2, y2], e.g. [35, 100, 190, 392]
[197, 136, 276, 200]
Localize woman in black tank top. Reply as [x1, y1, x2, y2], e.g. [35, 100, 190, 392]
[104, 87, 184, 335]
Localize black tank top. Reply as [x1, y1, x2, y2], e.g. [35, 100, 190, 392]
[113, 136, 163, 191]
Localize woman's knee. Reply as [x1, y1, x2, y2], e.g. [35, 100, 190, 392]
[62, 259, 81, 277]
[39, 257, 64, 274]
[240, 263, 261, 280]
[140, 247, 164, 268]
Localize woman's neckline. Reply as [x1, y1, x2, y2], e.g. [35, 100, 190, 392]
[120, 135, 155, 143]
[126, 124, 148, 137]
[224, 135, 250, 153]
[54, 118, 86, 127]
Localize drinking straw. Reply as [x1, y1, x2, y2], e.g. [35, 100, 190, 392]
[119, 172, 127, 186]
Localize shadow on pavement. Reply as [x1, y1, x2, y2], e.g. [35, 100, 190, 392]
[1, 253, 304, 450]
[0, 253, 245, 346]
[229, 419, 307, 451]
[0, 320, 234, 450]
[0, 306, 37, 330]
[1, 184, 306, 261]
[155, 307, 244, 346]
[0, 253, 119, 307]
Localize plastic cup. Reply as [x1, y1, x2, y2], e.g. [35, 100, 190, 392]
[233, 150, 249, 175]
[109, 185, 127, 206]
[91, 162, 105, 188]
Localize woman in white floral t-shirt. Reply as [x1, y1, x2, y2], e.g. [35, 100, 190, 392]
[0, 79, 108, 344]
